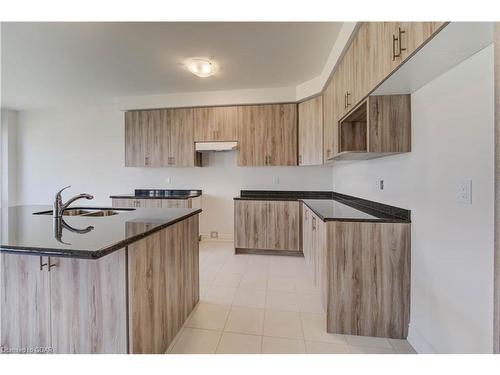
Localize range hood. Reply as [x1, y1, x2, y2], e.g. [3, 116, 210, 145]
[195, 141, 238, 152]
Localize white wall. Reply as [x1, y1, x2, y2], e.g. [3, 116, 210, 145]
[332, 46, 495, 353]
[15, 105, 332, 238]
[1, 109, 18, 208]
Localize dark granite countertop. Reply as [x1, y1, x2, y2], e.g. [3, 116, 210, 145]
[0, 205, 202, 259]
[110, 189, 202, 200]
[234, 190, 410, 223]
[233, 190, 334, 201]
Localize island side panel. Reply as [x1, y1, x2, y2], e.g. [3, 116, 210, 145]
[1, 254, 51, 353]
[49, 249, 128, 354]
[326, 221, 410, 339]
[127, 214, 199, 354]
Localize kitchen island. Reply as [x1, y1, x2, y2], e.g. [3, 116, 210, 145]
[0, 205, 201, 354]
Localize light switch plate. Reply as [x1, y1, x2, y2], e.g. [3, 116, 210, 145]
[457, 179, 472, 204]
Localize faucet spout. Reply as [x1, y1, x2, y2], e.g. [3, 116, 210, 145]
[53, 186, 94, 217]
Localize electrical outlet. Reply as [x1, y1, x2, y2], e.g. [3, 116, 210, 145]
[273, 176, 280, 185]
[166, 177, 172, 184]
[210, 231, 218, 239]
[377, 179, 384, 190]
[457, 179, 472, 204]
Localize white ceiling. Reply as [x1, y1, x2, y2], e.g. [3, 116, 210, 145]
[1, 22, 342, 110]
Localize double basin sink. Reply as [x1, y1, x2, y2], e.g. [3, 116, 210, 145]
[33, 208, 129, 217]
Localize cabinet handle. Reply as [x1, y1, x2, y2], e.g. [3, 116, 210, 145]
[39, 256, 47, 271]
[392, 34, 401, 61]
[312, 216, 316, 230]
[398, 27, 406, 54]
[48, 257, 57, 272]
[346, 92, 351, 107]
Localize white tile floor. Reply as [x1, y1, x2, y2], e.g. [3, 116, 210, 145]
[168, 241, 416, 354]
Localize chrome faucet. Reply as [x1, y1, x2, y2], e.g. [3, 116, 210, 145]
[53, 186, 94, 218]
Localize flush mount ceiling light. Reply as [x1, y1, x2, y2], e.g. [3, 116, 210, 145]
[185, 58, 217, 78]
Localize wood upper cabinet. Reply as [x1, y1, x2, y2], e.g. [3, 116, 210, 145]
[298, 96, 323, 165]
[322, 77, 335, 161]
[167, 108, 198, 167]
[1, 254, 51, 352]
[125, 109, 199, 168]
[234, 200, 301, 252]
[194, 106, 239, 141]
[237, 104, 298, 166]
[125, 110, 166, 167]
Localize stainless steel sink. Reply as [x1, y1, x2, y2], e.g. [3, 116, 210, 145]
[33, 208, 125, 217]
[34, 209, 92, 216]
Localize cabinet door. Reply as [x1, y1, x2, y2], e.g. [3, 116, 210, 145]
[266, 201, 301, 251]
[49, 251, 127, 353]
[237, 105, 270, 166]
[168, 108, 196, 167]
[352, 23, 370, 103]
[194, 107, 217, 141]
[323, 77, 335, 161]
[112, 198, 137, 208]
[234, 200, 267, 249]
[298, 96, 323, 166]
[194, 106, 238, 141]
[162, 199, 189, 208]
[1, 254, 51, 352]
[125, 111, 148, 167]
[302, 205, 312, 264]
[364, 22, 398, 90]
[125, 110, 167, 167]
[266, 104, 298, 166]
[214, 106, 239, 141]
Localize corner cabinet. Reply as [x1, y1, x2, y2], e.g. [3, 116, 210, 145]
[125, 108, 201, 168]
[234, 200, 301, 254]
[237, 104, 298, 166]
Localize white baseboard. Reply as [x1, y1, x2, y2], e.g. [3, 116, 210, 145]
[407, 324, 437, 354]
[200, 233, 234, 242]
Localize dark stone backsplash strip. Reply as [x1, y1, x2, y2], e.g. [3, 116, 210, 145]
[238, 190, 334, 200]
[333, 192, 411, 222]
[134, 189, 202, 197]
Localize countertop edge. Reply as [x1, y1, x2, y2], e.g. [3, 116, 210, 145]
[0, 209, 202, 260]
[299, 199, 411, 224]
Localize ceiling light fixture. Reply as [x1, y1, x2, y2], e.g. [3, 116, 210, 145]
[185, 58, 216, 78]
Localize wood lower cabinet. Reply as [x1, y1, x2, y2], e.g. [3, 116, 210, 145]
[112, 197, 201, 209]
[298, 96, 323, 165]
[127, 215, 199, 353]
[0, 254, 51, 353]
[302, 205, 327, 310]
[327, 221, 410, 339]
[194, 106, 238, 141]
[0, 215, 200, 354]
[234, 200, 301, 254]
[302, 203, 410, 339]
[49, 250, 128, 354]
[237, 104, 298, 166]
